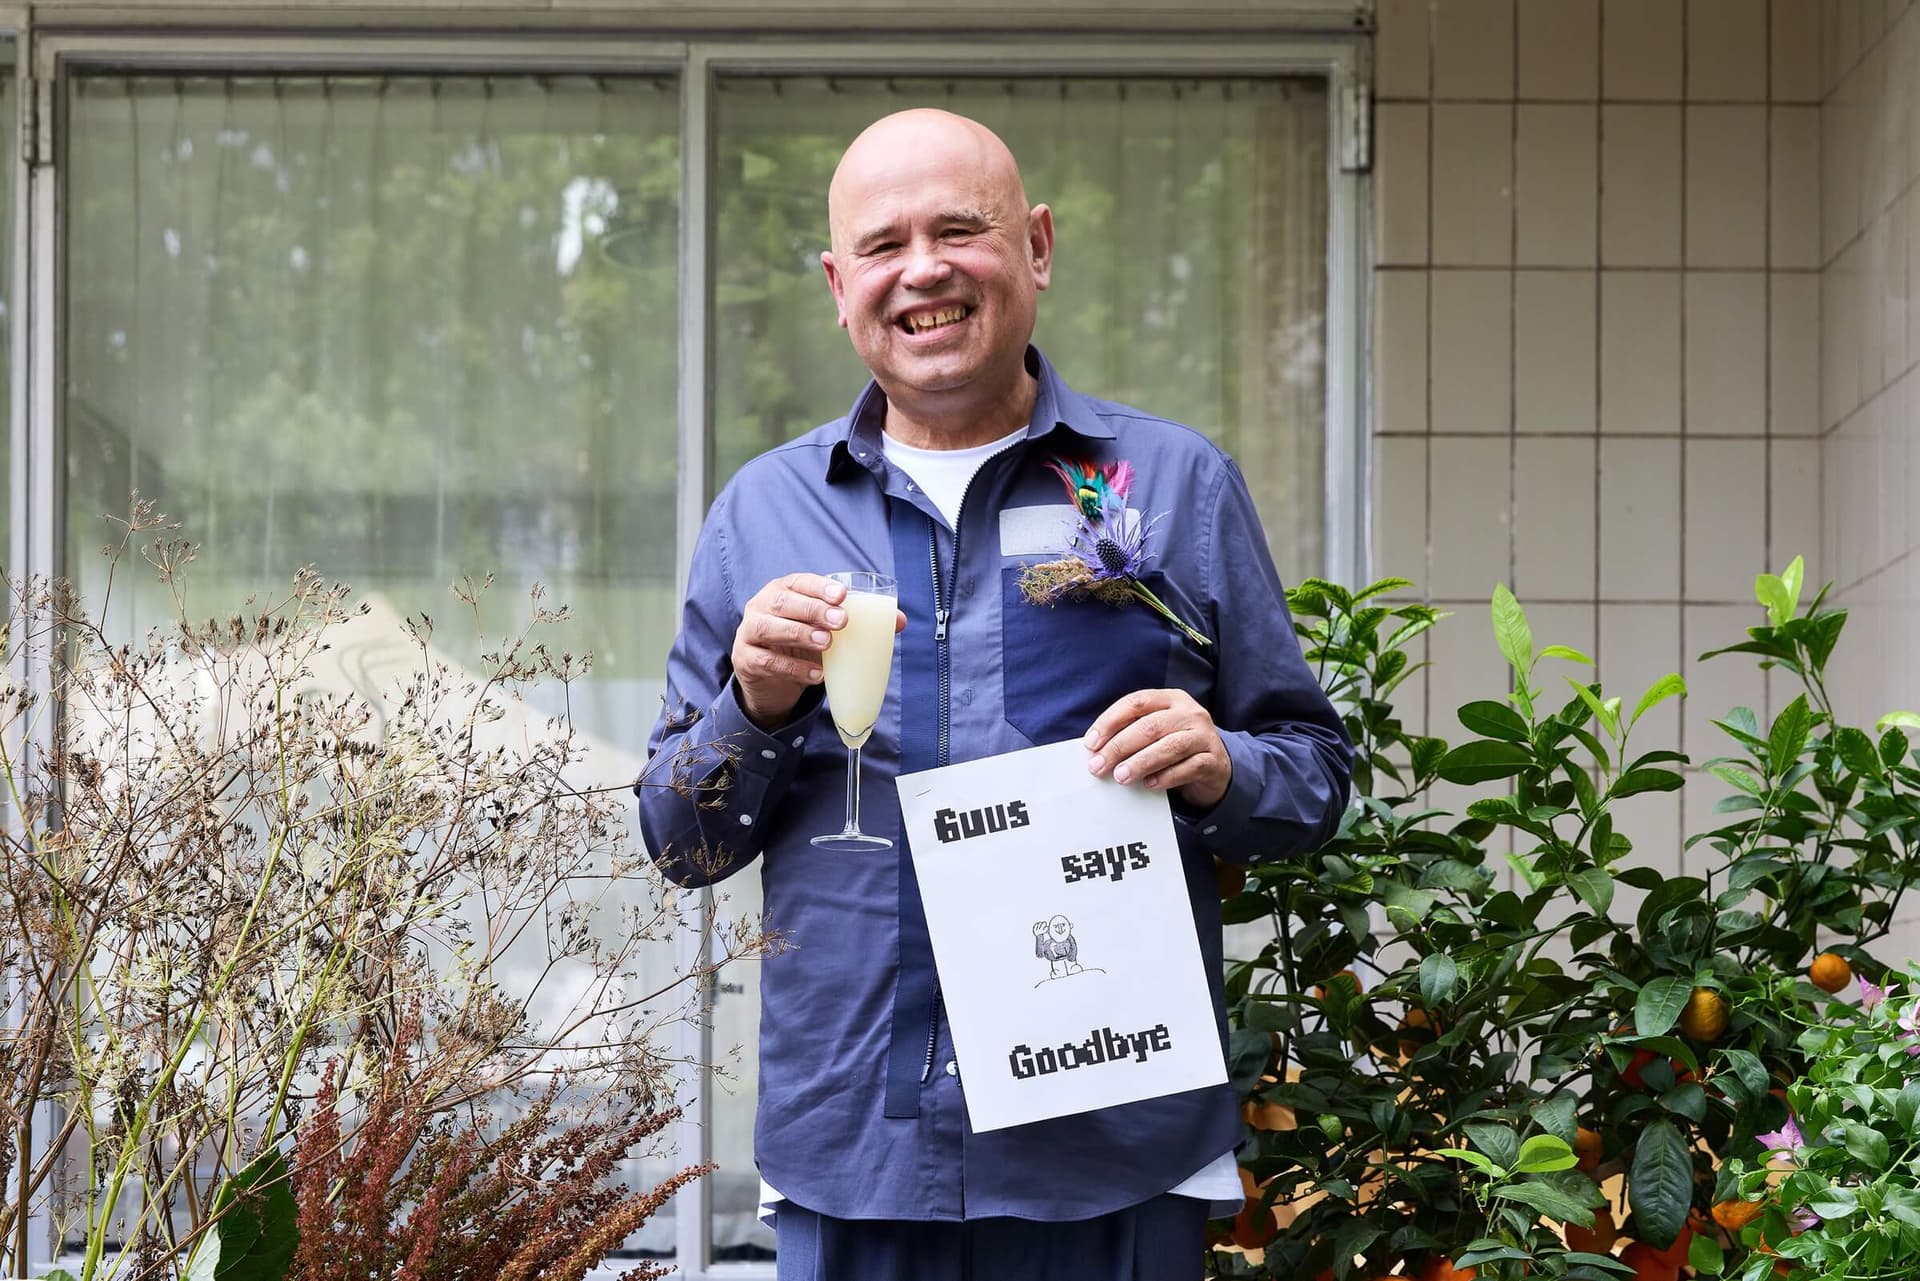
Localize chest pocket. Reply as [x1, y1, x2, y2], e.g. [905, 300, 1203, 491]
[999, 566, 1173, 744]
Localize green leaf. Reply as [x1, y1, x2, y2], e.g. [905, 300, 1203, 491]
[1720, 1048, 1768, 1105]
[1443, 1147, 1508, 1177]
[1532, 1093, 1578, 1145]
[1538, 644, 1595, 666]
[1755, 572, 1792, 627]
[1610, 768, 1686, 800]
[206, 1148, 297, 1281]
[1494, 1180, 1596, 1225]
[40, 1272, 79, 1281]
[1658, 1081, 1707, 1121]
[1881, 726, 1911, 768]
[1408, 736, 1449, 782]
[184, 1237, 222, 1281]
[1567, 868, 1614, 915]
[1768, 694, 1812, 778]
[1492, 584, 1535, 677]
[1564, 679, 1619, 738]
[1628, 1119, 1693, 1248]
[1515, 1134, 1579, 1173]
[1879, 710, 1920, 733]
[1631, 673, 1687, 729]
[1635, 976, 1692, 1038]
[1466, 1123, 1521, 1171]
[1228, 1028, 1274, 1094]
[1842, 1121, 1890, 1168]
[1437, 739, 1535, 785]
[1808, 1183, 1859, 1220]
[1779, 555, 1804, 616]
[1355, 576, 1416, 602]
[1458, 699, 1531, 742]
[1689, 1233, 1726, 1276]
[1419, 953, 1458, 1007]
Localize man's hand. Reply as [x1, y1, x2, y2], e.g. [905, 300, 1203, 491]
[1083, 689, 1232, 811]
[732, 573, 906, 730]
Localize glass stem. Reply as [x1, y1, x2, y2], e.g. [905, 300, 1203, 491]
[845, 745, 863, 834]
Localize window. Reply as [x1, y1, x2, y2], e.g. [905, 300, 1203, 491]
[19, 29, 1363, 1277]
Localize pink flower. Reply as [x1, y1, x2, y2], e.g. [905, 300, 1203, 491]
[1859, 975, 1886, 1011]
[1759, 1116, 1806, 1165]
[1789, 1204, 1822, 1232]
[1899, 1004, 1920, 1056]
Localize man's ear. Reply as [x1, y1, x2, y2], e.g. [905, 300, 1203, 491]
[821, 251, 850, 329]
[1027, 204, 1055, 291]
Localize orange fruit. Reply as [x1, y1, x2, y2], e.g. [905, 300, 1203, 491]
[1622, 1048, 1660, 1089]
[1809, 952, 1852, 994]
[1214, 857, 1248, 899]
[1398, 1007, 1436, 1058]
[1230, 1194, 1278, 1248]
[1315, 969, 1362, 999]
[1713, 1198, 1765, 1231]
[1573, 1126, 1603, 1171]
[1680, 987, 1730, 1041]
[1418, 1257, 1477, 1281]
[1565, 1208, 1617, 1254]
[1619, 1241, 1680, 1281]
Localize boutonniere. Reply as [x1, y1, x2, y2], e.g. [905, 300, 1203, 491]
[1017, 457, 1212, 647]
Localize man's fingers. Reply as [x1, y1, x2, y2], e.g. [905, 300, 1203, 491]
[748, 614, 834, 653]
[1107, 730, 1206, 786]
[1082, 688, 1178, 751]
[1087, 708, 1185, 776]
[748, 645, 823, 685]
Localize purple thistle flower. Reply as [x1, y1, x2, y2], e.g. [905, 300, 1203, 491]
[1860, 975, 1886, 1011]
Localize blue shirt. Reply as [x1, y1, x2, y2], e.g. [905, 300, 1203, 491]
[638, 348, 1351, 1223]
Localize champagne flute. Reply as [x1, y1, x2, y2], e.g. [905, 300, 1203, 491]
[811, 571, 898, 850]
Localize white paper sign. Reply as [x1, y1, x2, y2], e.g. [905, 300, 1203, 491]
[896, 739, 1227, 1133]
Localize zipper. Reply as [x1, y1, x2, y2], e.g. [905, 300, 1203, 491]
[921, 481, 969, 1082]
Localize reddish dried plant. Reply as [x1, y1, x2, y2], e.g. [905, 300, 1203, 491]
[290, 1009, 707, 1281]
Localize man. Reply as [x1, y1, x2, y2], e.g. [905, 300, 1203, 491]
[639, 109, 1350, 1278]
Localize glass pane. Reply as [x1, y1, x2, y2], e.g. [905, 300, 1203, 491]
[0, 42, 15, 566]
[64, 72, 684, 1264]
[709, 74, 1332, 1258]
[713, 75, 1330, 577]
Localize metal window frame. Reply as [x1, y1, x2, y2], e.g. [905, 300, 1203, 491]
[6, 19, 1371, 1281]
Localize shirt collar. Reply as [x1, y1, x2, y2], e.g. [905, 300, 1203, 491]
[825, 345, 1115, 483]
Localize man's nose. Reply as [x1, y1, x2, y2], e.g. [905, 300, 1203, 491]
[899, 242, 952, 289]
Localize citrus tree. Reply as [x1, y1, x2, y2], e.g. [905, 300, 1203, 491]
[1210, 560, 1920, 1281]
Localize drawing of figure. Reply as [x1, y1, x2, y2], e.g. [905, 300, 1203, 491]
[1033, 914, 1084, 979]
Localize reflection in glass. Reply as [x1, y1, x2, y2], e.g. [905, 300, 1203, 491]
[713, 76, 1330, 575]
[64, 72, 686, 1262]
[710, 74, 1331, 1258]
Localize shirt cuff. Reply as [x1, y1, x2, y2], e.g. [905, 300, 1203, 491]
[1173, 729, 1260, 859]
[703, 680, 822, 833]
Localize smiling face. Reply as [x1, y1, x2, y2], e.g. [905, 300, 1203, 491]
[1048, 915, 1072, 942]
[821, 110, 1053, 446]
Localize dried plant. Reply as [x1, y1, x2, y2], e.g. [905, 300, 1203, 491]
[286, 1004, 707, 1281]
[0, 496, 769, 1279]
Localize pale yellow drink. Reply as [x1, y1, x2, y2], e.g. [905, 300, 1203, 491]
[821, 589, 897, 749]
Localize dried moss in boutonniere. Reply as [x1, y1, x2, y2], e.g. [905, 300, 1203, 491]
[1018, 456, 1212, 647]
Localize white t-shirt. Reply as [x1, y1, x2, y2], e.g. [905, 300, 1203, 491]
[759, 417, 1243, 1224]
[880, 425, 1029, 528]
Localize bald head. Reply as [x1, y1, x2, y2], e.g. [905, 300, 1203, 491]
[828, 110, 1030, 255]
[818, 107, 1054, 448]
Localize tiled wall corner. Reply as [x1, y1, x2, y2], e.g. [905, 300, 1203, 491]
[1371, 0, 1827, 880]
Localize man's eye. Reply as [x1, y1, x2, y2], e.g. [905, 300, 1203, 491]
[941, 227, 975, 239]
[869, 242, 901, 254]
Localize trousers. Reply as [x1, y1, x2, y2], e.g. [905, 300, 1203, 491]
[772, 1194, 1208, 1281]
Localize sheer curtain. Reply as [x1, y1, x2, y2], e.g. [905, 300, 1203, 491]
[713, 76, 1330, 576]
[708, 74, 1329, 1258]
[64, 72, 689, 1260]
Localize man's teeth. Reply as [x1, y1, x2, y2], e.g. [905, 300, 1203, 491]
[906, 307, 968, 332]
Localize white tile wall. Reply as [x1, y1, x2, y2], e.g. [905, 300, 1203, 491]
[1371, 0, 1846, 898]
[1820, 0, 1920, 731]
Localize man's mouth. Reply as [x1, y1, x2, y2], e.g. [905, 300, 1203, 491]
[898, 305, 971, 335]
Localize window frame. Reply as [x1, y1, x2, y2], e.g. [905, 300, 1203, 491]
[10, 19, 1371, 1279]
